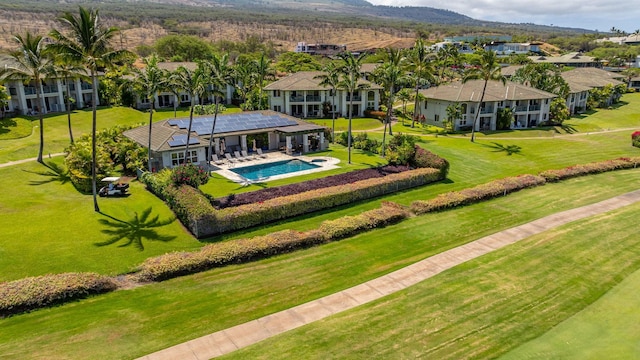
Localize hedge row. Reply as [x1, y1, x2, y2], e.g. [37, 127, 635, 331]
[410, 174, 546, 214]
[134, 202, 409, 282]
[0, 273, 118, 318]
[193, 167, 442, 237]
[539, 157, 640, 182]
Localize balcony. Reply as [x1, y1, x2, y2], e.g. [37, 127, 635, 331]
[528, 105, 541, 111]
[305, 95, 321, 102]
[42, 85, 58, 93]
[515, 105, 528, 112]
[290, 95, 304, 102]
[480, 107, 494, 114]
[346, 95, 362, 101]
[80, 83, 93, 90]
[24, 87, 37, 95]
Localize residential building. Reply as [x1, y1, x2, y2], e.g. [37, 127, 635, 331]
[595, 34, 640, 46]
[2, 77, 96, 116]
[629, 76, 640, 91]
[418, 80, 556, 131]
[560, 67, 625, 107]
[484, 41, 542, 55]
[264, 71, 382, 118]
[123, 110, 328, 170]
[294, 42, 347, 56]
[528, 52, 600, 67]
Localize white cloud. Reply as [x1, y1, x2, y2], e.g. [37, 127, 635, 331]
[365, 0, 639, 33]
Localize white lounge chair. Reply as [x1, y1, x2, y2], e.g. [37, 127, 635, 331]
[224, 153, 237, 163]
[233, 151, 247, 161]
[256, 148, 267, 158]
[211, 154, 224, 165]
[241, 150, 254, 160]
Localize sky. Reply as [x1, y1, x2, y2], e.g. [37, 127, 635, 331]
[366, 0, 640, 33]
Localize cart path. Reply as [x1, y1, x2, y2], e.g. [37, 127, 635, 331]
[136, 188, 640, 360]
[0, 153, 66, 168]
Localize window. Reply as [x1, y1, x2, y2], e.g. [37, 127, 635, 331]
[273, 105, 282, 112]
[180, 94, 189, 103]
[140, 97, 149, 104]
[171, 150, 198, 166]
[459, 119, 467, 126]
[273, 90, 281, 97]
[434, 114, 440, 122]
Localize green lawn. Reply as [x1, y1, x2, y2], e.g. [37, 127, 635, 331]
[308, 117, 383, 132]
[0, 170, 639, 359]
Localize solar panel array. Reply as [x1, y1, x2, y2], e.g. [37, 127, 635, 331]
[168, 134, 201, 147]
[167, 113, 298, 137]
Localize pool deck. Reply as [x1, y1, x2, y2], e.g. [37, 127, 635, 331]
[210, 151, 340, 184]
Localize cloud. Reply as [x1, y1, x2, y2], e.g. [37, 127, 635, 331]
[365, 0, 639, 32]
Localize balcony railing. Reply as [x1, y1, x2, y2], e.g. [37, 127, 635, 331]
[42, 85, 58, 93]
[346, 95, 362, 101]
[515, 105, 528, 112]
[24, 87, 37, 95]
[480, 107, 494, 114]
[305, 95, 321, 102]
[528, 105, 541, 111]
[80, 83, 92, 90]
[290, 95, 304, 102]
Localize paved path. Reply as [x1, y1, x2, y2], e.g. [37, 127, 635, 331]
[0, 153, 66, 168]
[137, 189, 640, 360]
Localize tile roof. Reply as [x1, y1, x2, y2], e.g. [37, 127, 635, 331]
[561, 67, 625, 89]
[264, 71, 382, 91]
[419, 80, 556, 102]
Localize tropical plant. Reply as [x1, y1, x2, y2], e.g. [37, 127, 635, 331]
[445, 103, 462, 132]
[131, 54, 165, 171]
[0, 32, 53, 163]
[512, 63, 569, 98]
[254, 52, 274, 110]
[549, 97, 570, 124]
[315, 61, 341, 143]
[407, 38, 435, 128]
[232, 57, 257, 109]
[170, 63, 207, 161]
[396, 88, 412, 121]
[435, 43, 461, 84]
[337, 51, 369, 164]
[462, 49, 506, 142]
[0, 85, 9, 119]
[48, 6, 135, 212]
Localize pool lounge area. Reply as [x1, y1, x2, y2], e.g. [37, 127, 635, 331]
[211, 152, 340, 183]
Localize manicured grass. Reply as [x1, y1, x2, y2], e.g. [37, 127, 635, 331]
[501, 267, 640, 359]
[0, 157, 201, 282]
[0, 116, 33, 140]
[308, 117, 383, 132]
[0, 170, 639, 359]
[223, 191, 640, 360]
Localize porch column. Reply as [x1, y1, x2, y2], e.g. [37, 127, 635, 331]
[303, 91, 307, 118]
[319, 132, 326, 150]
[303, 134, 309, 153]
[214, 138, 220, 155]
[241, 135, 248, 151]
[75, 79, 84, 108]
[16, 82, 28, 115]
[286, 136, 292, 154]
[56, 79, 65, 112]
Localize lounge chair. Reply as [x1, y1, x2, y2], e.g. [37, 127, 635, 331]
[233, 151, 247, 161]
[256, 148, 267, 158]
[224, 153, 237, 163]
[241, 150, 254, 160]
[211, 154, 224, 165]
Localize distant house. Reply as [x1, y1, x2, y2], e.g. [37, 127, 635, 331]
[629, 76, 640, 91]
[418, 80, 556, 131]
[484, 41, 542, 55]
[264, 71, 382, 118]
[133, 62, 234, 110]
[123, 110, 328, 170]
[294, 42, 347, 56]
[560, 67, 626, 107]
[528, 52, 600, 68]
[595, 34, 640, 46]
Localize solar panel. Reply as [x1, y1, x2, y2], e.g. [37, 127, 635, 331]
[168, 113, 300, 135]
[168, 134, 200, 147]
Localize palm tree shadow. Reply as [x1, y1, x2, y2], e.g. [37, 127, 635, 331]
[96, 207, 176, 251]
[558, 124, 577, 134]
[24, 161, 72, 185]
[480, 142, 523, 156]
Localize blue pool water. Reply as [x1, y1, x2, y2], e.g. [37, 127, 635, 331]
[230, 159, 320, 181]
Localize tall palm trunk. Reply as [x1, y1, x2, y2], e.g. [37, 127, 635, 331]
[65, 77, 74, 144]
[91, 71, 99, 212]
[470, 80, 488, 143]
[207, 96, 219, 174]
[348, 90, 353, 164]
[381, 87, 394, 156]
[184, 98, 195, 162]
[35, 82, 44, 164]
[411, 85, 419, 128]
[331, 91, 336, 143]
[147, 97, 155, 172]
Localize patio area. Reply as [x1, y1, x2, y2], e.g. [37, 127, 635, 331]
[209, 151, 340, 184]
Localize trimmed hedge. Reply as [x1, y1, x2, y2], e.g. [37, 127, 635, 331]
[539, 157, 640, 182]
[134, 202, 409, 282]
[412, 145, 450, 177]
[0, 273, 118, 318]
[633, 131, 640, 148]
[194, 167, 443, 237]
[410, 174, 546, 214]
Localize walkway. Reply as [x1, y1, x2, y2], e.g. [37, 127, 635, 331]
[0, 153, 66, 168]
[137, 189, 640, 360]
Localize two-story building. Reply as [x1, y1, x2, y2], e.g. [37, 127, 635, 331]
[263, 71, 382, 118]
[418, 80, 556, 131]
[560, 67, 626, 108]
[2, 77, 96, 116]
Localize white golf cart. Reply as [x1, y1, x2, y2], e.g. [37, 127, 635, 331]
[98, 176, 130, 197]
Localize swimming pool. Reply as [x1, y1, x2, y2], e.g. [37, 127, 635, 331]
[230, 159, 320, 181]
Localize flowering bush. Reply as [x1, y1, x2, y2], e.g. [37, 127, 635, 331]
[539, 157, 640, 182]
[632, 131, 640, 148]
[412, 145, 450, 177]
[318, 202, 409, 240]
[410, 174, 546, 214]
[0, 273, 117, 317]
[171, 164, 209, 188]
[140, 168, 173, 199]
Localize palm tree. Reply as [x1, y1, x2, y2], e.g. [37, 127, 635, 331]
[0, 85, 9, 120]
[254, 52, 274, 110]
[396, 88, 412, 123]
[314, 61, 340, 143]
[373, 47, 409, 156]
[407, 38, 435, 128]
[48, 6, 134, 212]
[131, 54, 165, 172]
[53, 56, 87, 144]
[435, 43, 460, 84]
[337, 51, 368, 164]
[203, 53, 231, 172]
[462, 49, 506, 142]
[170, 63, 207, 162]
[232, 58, 257, 110]
[0, 32, 53, 164]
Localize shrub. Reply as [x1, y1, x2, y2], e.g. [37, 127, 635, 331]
[364, 109, 387, 120]
[352, 133, 380, 153]
[386, 133, 418, 166]
[318, 201, 409, 240]
[164, 184, 216, 235]
[0, 273, 117, 317]
[411, 174, 546, 214]
[632, 131, 640, 148]
[412, 145, 450, 178]
[539, 157, 640, 182]
[171, 164, 209, 188]
[139, 168, 173, 199]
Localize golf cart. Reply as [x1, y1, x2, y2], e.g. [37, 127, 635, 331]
[99, 176, 129, 197]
